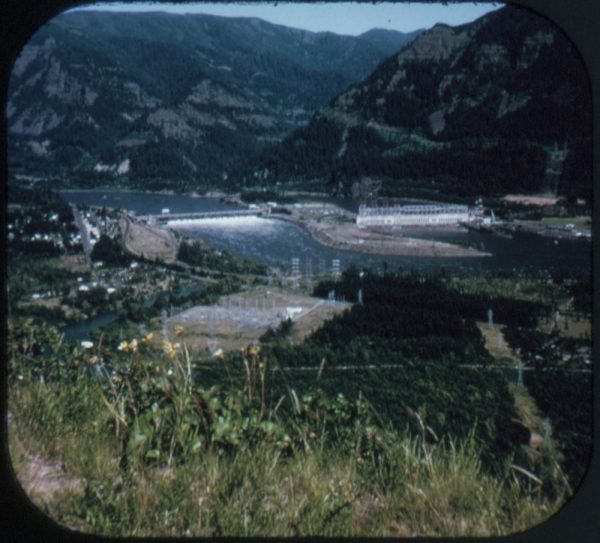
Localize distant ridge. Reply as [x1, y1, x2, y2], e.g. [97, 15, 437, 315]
[7, 10, 422, 191]
[240, 5, 591, 202]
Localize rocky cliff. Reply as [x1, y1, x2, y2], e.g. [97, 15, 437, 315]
[243, 5, 591, 201]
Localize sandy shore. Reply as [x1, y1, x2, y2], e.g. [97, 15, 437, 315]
[296, 219, 490, 258]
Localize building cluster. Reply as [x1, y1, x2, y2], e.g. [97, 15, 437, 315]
[7, 209, 81, 249]
[356, 201, 472, 227]
[79, 208, 119, 244]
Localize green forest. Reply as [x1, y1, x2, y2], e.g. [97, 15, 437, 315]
[8, 259, 591, 536]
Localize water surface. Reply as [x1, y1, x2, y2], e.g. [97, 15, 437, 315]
[60, 191, 591, 276]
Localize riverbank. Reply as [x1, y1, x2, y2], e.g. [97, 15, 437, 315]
[59, 190, 591, 273]
[59, 188, 237, 203]
[278, 214, 490, 258]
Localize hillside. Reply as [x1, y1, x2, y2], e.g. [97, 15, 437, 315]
[241, 5, 592, 202]
[7, 10, 421, 191]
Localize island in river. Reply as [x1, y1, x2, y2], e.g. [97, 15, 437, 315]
[166, 200, 490, 259]
[289, 216, 489, 258]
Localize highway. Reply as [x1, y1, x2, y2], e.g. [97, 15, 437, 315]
[71, 204, 92, 261]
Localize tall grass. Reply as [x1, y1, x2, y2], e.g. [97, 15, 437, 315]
[7, 331, 569, 536]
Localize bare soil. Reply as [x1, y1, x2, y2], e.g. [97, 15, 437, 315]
[306, 220, 488, 257]
[476, 322, 519, 365]
[8, 418, 85, 511]
[120, 216, 178, 263]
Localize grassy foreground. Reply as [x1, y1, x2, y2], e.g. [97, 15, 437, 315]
[8, 326, 567, 537]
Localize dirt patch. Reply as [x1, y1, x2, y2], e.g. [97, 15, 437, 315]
[476, 324, 548, 464]
[540, 312, 591, 339]
[509, 384, 544, 434]
[302, 220, 488, 257]
[15, 453, 85, 506]
[8, 419, 85, 510]
[166, 287, 350, 353]
[476, 322, 519, 364]
[120, 216, 178, 263]
[54, 254, 90, 273]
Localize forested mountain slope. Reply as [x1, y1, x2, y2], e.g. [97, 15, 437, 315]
[7, 10, 421, 190]
[241, 5, 591, 202]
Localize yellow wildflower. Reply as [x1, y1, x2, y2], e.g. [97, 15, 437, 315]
[162, 340, 174, 355]
[247, 345, 261, 358]
[128, 339, 138, 352]
[143, 332, 154, 343]
[118, 341, 129, 352]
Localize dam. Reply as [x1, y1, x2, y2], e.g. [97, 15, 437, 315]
[141, 208, 267, 226]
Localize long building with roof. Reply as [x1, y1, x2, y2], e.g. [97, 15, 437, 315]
[356, 202, 472, 227]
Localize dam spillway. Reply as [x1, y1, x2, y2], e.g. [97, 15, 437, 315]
[142, 209, 265, 226]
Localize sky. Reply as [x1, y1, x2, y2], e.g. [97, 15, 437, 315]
[72, 2, 503, 36]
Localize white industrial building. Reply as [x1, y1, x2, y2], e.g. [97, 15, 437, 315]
[356, 202, 471, 227]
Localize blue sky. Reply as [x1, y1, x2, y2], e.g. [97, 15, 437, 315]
[72, 2, 502, 35]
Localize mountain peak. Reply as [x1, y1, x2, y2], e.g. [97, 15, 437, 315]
[242, 5, 591, 201]
[7, 9, 422, 190]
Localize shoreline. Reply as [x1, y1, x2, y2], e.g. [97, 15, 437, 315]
[60, 188, 494, 258]
[57, 188, 220, 200]
[272, 214, 491, 258]
[308, 225, 491, 258]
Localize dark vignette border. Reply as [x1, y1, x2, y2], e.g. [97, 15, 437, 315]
[0, 1, 598, 542]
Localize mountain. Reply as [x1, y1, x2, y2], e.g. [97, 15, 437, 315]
[6, 10, 421, 191]
[358, 28, 424, 56]
[241, 5, 592, 202]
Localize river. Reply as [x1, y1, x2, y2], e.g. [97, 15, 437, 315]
[60, 190, 591, 277]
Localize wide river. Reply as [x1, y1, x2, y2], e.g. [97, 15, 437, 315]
[60, 191, 591, 276]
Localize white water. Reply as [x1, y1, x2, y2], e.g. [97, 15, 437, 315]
[169, 216, 275, 227]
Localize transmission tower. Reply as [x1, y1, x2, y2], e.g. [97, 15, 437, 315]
[332, 258, 340, 277]
[291, 257, 300, 288]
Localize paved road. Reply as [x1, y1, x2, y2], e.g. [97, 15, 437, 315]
[71, 205, 92, 261]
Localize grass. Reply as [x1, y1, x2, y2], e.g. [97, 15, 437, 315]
[539, 312, 592, 339]
[8, 397, 562, 537]
[7, 333, 571, 537]
[477, 321, 519, 365]
[446, 276, 569, 305]
[520, 216, 591, 230]
[509, 383, 544, 434]
[6, 311, 575, 537]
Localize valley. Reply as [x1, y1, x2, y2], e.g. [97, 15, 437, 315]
[5, 2, 594, 538]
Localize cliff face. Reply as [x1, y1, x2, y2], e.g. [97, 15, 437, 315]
[7, 10, 421, 189]
[245, 6, 591, 201]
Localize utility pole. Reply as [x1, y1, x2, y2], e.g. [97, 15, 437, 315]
[517, 359, 524, 387]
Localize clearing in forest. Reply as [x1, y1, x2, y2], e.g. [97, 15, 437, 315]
[166, 287, 350, 353]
